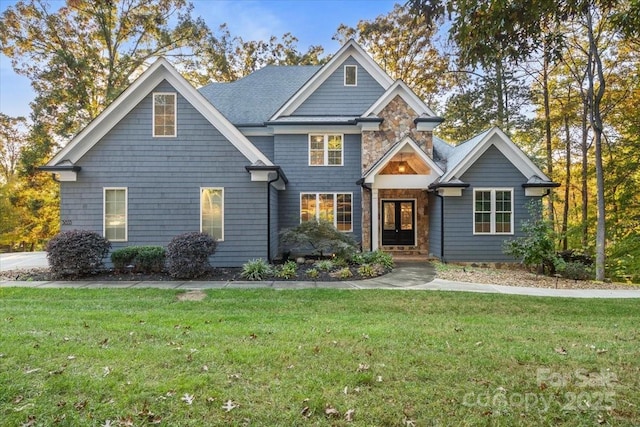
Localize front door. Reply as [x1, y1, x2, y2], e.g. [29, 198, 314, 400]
[382, 200, 415, 246]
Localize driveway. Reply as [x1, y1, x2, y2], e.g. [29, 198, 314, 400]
[0, 251, 48, 271]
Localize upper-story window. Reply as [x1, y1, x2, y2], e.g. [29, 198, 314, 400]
[153, 93, 176, 137]
[309, 134, 343, 166]
[344, 65, 357, 86]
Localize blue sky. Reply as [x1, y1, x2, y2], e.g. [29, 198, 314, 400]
[0, 0, 397, 118]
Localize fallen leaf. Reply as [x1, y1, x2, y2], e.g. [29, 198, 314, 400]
[202, 365, 209, 372]
[377, 376, 383, 382]
[181, 393, 194, 405]
[554, 347, 568, 355]
[24, 368, 40, 374]
[325, 405, 340, 418]
[21, 415, 36, 427]
[362, 333, 369, 339]
[103, 366, 111, 377]
[596, 348, 608, 354]
[301, 406, 311, 418]
[13, 395, 24, 404]
[345, 408, 355, 421]
[67, 355, 76, 360]
[73, 400, 87, 411]
[475, 341, 483, 346]
[101, 419, 114, 427]
[222, 400, 238, 412]
[356, 363, 370, 372]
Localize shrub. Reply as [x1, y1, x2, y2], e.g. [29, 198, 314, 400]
[306, 268, 319, 279]
[357, 264, 377, 278]
[330, 267, 353, 279]
[166, 232, 217, 279]
[276, 260, 298, 279]
[561, 261, 593, 281]
[332, 257, 349, 268]
[503, 202, 562, 275]
[110, 246, 166, 273]
[241, 258, 272, 281]
[46, 230, 111, 278]
[314, 259, 334, 272]
[280, 219, 357, 258]
[364, 250, 394, 270]
[111, 247, 139, 272]
[135, 246, 166, 273]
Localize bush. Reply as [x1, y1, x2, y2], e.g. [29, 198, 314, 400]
[135, 246, 166, 273]
[561, 261, 593, 281]
[110, 246, 165, 273]
[306, 268, 319, 279]
[330, 267, 353, 279]
[357, 264, 377, 278]
[166, 232, 217, 279]
[280, 219, 357, 258]
[111, 247, 139, 271]
[365, 250, 395, 270]
[314, 259, 334, 272]
[241, 258, 272, 281]
[503, 202, 562, 275]
[276, 260, 298, 279]
[46, 230, 111, 278]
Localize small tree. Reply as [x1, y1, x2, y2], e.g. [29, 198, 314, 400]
[280, 219, 357, 258]
[503, 202, 562, 275]
[166, 232, 217, 279]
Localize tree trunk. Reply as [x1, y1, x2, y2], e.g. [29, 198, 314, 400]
[562, 115, 571, 251]
[580, 99, 589, 249]
[586, 8, 606, 281]
[542, 42, 555, 224]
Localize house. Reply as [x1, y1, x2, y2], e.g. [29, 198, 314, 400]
[41, 40, 558, 266]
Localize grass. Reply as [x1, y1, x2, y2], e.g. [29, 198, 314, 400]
[0, 288, 638, 426]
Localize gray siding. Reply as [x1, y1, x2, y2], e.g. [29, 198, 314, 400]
[275, 133, 362, 248]
[293, 57, 385, 116]
[60, 80, 269, 267]
[443, 145, 538, 262]
[269, 185, 279, 260]
[247, 135, 274, 161]
[428, 192, 442, 259]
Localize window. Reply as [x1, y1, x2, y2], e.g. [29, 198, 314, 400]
[473, 189, 513, 234]
[104, 188, 127, 241]
[301, 193, 352, 232]
[201, 188, 224, 241]
[153, 93, 176, 137]
[309, 134, 343, 166]
[344, 65, 357, 86]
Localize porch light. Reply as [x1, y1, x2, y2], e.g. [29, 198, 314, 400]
[398, 163, 406, 173]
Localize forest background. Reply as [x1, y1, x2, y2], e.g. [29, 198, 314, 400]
[1, 0, 638, 281]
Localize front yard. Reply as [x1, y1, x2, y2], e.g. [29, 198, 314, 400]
[0, 288, 638, 426]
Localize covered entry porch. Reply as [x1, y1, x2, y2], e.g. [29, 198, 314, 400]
[360, 137, 443, 255]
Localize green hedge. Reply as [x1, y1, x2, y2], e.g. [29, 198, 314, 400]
[110, 246, 166, 273]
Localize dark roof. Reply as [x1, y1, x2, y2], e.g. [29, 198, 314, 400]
[198, 65, 321, 125]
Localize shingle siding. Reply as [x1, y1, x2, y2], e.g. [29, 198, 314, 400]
[60, 80, 268, 267]
[442, 145, 536, 262]
[275, 133, 362, 249]
[293, 57, 385, 116]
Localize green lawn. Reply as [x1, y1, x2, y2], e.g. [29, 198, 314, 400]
[1, 288, 638, 426]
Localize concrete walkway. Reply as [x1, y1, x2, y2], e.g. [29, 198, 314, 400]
[1, 257, 639, 298]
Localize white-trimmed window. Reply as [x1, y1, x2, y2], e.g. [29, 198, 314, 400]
[153, 92, 176, 137]
[309, 134, 343, 166]
[473, 188, 513, 234]
[104, 188, 127, 241]
[201, 188, 224, 241]
[344, 65, 357, 86]
[301, 193, 352, 232]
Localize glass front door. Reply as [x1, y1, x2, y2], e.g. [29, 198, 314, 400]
[381, 200, 415, 245]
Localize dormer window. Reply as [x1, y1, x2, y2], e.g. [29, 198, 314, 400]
[153, 93, 176, 137]
[344, 65, 357, 86]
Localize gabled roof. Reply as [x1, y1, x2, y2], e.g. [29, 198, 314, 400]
[46, 58, 274, 167]
[439, 127, 552, 184]
[363, 136, 444, 184]
[362, 80, 438, 118]
[199, 65, 320, 125]
[270, 40, 394, 120]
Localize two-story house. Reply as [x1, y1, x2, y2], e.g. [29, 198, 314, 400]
[41, 40, 558, 266]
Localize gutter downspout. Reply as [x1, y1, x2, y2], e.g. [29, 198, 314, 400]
[267, 170, 281, 263]
[357, 179, 373, 252]
[435, 192, 445, 262]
